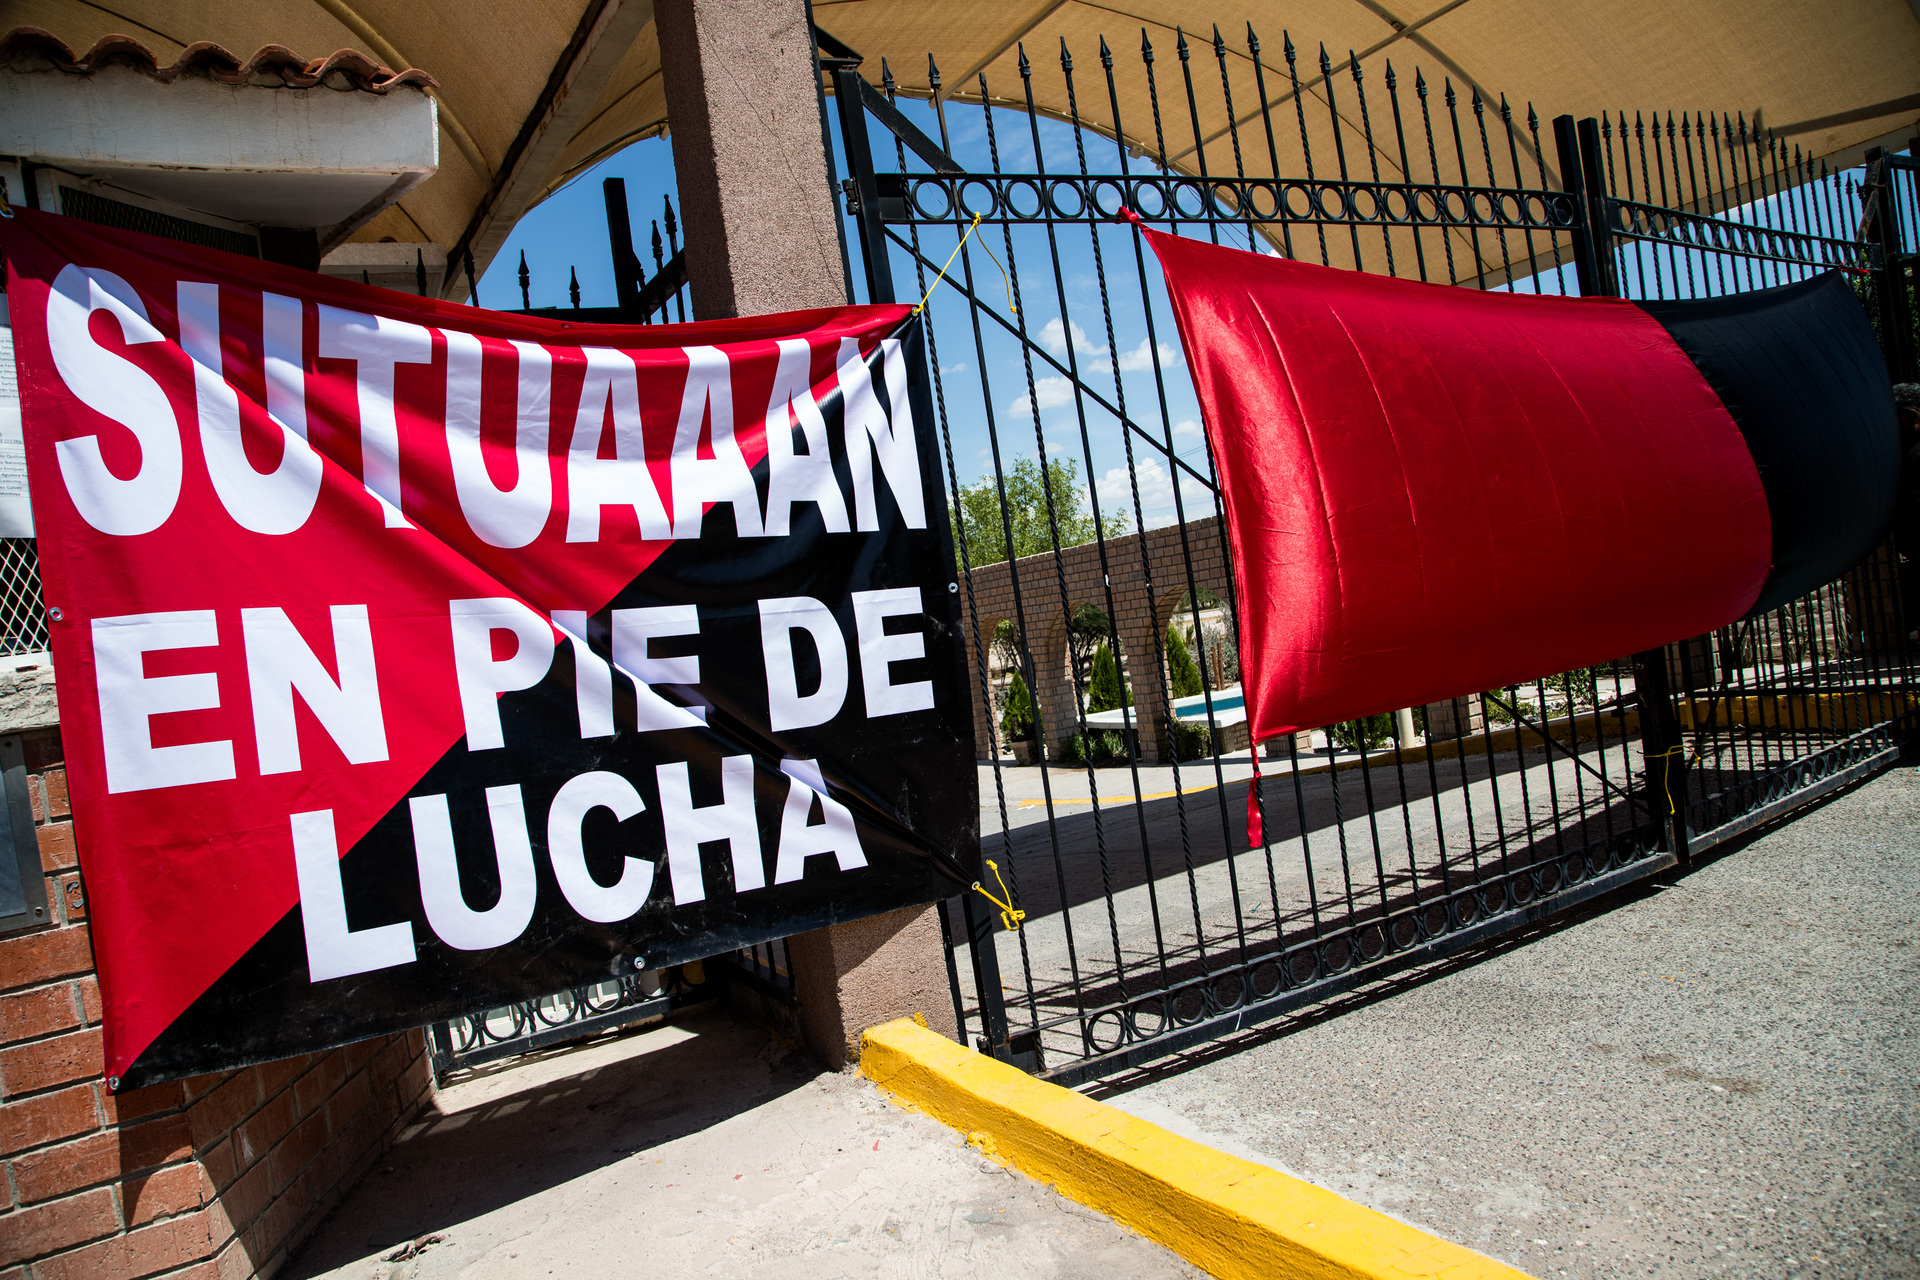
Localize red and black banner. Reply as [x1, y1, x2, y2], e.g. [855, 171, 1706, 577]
[1, 210, 977, 1088]
[1145, 228, 1898, 744]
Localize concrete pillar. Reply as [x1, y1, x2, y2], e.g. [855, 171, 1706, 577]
[1261, 729, 1316, 759]
[657, 0, 952, 1065]
[1117, 614, 1175, 762]
[1031, 607, 1079, 760]
[787, 904, 959, 1069]
[1423, 695, 1484, 740]
[655, 0, 848, 320]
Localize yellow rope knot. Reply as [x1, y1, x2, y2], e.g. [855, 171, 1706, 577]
[913, 212, 1017, 316]
[971, 858, 1025, 932]
[1645, 744, 1685, 815]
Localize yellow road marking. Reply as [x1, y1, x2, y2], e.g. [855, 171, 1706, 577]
[862, 1019, 1537, 1280]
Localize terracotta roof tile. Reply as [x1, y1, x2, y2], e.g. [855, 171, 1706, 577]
[0, 26, 438, 93]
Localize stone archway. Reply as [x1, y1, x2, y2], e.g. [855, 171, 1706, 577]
[954, 515, 1236, 764]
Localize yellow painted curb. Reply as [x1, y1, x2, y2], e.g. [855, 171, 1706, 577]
[861, 1018, 1536, 1280]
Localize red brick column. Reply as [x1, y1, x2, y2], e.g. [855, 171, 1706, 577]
[0, 726, 436, 1279]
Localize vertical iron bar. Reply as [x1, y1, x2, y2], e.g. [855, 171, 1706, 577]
[1390, 65, 1430, 282]
[831, 63, 897, 302]
[1089, 33, 1181, 988]
[1351, 55, 1398, 276]
[1867, 149, 1918, 379]
[1444, 81, 1487, 286]
[664, 198, 686, 321]
[1499, 97, 1540, 291]
[888, 55, 1018, 1062]
[1417, 71, 1458, 284]
[1552, 116, 1605, 298]
[1246, 26, 1297, 261]
[602, 176, 645, 316]
[1176, 30, 1222, 247]
[1472, 89, 1515, 286]
[1663, 114, 1695, 296]
[1322, 46, 1367, 270]
[1287, 36, 1333, 266]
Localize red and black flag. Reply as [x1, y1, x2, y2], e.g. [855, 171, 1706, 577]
[1144, 228, 1898, 746]
[1, 211, 978, 1088]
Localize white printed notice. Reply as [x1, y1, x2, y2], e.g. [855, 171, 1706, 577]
[0, 294, 30, 537]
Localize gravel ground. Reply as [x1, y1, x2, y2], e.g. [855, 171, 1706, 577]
[1100, 765, 1920, 1280]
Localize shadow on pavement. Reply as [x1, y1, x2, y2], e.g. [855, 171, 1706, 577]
[282, 1009, 814, 1276]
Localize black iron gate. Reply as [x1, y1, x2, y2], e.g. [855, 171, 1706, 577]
[820, 23, 1919, 1085]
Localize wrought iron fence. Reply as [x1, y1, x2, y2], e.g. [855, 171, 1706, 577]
[821, 22, 1918, 1085]
[425, 938, 797, 1075]
[504, 180, 692, 325]
[427, 961, 713, 1075]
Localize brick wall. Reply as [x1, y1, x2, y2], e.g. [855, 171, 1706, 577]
[960, 516, 1234, 762]
[0, 726, 436, 1279]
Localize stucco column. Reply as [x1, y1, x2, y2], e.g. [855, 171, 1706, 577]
[1116, 615, 1175, 763]
[655, 0, 848, 320]
[656, 0, 957, 1065]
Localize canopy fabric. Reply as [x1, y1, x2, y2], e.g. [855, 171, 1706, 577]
[14, 0, 1920, 295]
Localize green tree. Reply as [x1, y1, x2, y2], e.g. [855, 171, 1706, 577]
[1000, 669, 1037, 743]
[1165, 626, 1203, 699]
[1067, 602, 1110, 669]
[1085, 642, 1131, 713]
[952, 457, 1129, 567]
[1329, 714, 1393, 752]
[990, 617, 1023, 670]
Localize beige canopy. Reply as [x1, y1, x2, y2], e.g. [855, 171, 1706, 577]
[14, 0, 1920, 293]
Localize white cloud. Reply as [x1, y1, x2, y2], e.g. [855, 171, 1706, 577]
[940, 361, 967, 374]
[1034, 320, 1181, 379]
[1117, 337, 1183, 372]
[1172, 418, 1203, 438]
[1093, 457, 1215, 530]
[1007, 376, 1076, 419]
[1038, 317, 1108, 361]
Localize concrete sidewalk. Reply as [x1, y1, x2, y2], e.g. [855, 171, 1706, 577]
[1099, 766, 1920, 1279]
[283, 1010, 1202, 1280]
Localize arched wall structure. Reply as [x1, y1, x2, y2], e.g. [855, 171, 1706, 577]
[960, 516, 1235, 762]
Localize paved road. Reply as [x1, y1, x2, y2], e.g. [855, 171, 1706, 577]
[285, 1009, 1201, 1280]
[1099, 765, 1920, 1280]
[955, 738, 1651, 1067]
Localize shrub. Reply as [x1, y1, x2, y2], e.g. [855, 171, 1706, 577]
[1061, 729, 1130, 765]
[1162, 717, 1214, 761]
[1086, 642, 1131, 713]
[1166, 626, 1203, 699]
[1329, 714, 1394, 751]
[1000, 669, 1038, 743]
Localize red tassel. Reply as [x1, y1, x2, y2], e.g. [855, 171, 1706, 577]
[1246, 746, 1264, 848]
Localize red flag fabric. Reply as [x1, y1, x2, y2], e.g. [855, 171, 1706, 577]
[1142, 228, 1771, 743]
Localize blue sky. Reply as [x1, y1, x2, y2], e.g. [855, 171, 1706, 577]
[477, 139, 686, 315]
[475, 99, 1222, 534]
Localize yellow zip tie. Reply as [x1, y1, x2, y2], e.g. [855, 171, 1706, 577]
[1645, 744, 1685, 815]
[913, 212, 1017, 316]
[971, 858, 1026, 932]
